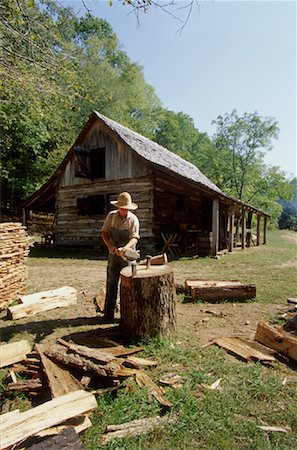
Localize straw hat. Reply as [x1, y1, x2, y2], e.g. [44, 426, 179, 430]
[110, 192, 138, 210]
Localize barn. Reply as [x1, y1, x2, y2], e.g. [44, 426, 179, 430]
[22, 111, 269, 257]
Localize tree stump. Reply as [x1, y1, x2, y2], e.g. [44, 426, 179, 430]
[120, 264, 177, 340]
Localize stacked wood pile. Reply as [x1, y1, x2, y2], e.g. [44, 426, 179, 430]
[0, 222, 29, 309]
[26, 212, 55, 236]
[0, 327, 174, 449]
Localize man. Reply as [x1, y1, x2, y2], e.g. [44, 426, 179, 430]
[101, 192, 140, 321]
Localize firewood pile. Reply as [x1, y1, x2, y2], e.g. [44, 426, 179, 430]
[208, 300, 297, 364]
[0, 222, 29, 310]
[0, 327, 175, 449]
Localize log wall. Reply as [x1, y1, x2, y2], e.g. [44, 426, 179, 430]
[55, 177, 155, 249]
[60, 122, 150, 187]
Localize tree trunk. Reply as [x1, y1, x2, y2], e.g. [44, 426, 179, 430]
[120, 264, 177, 340]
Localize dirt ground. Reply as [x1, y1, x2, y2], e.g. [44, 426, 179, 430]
[1, 262, 294, 351]
[1, 230, 296, 360]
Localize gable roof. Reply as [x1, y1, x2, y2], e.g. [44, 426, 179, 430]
[94, 111, 223, 195]
[22, 111, 269, 216]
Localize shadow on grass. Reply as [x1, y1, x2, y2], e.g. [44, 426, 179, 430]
[29, 245, 107, 260]
[1, 315, 120, 343]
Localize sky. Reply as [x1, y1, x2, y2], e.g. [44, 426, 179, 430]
[62, 0, 296, 178]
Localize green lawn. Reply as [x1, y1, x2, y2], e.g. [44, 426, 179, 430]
[1, 229, 296, 449]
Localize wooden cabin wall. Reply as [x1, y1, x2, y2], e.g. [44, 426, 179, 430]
[153, 170, 213, 255]
[55, 177, 154, 248]
[60, 122, 150, 187]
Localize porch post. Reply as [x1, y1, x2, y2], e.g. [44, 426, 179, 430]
[246, 211, 253, 247]
[256, 214, 261, 246]
[228, 209, 234, 253]
[241, 208, 246, 249]
[263, 216, 268, 244]
[212, 199, 219, 256]
[22, 208, 28, 227]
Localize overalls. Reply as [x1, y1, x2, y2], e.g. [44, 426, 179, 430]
[104, 225, 130, 320]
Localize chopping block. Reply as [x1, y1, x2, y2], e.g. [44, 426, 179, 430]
[120, 263, 177, 340]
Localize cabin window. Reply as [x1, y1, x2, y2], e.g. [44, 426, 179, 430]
[74, 147, 105, 179]
[77, 195, 106, 216]
[177, 194, 185, 211]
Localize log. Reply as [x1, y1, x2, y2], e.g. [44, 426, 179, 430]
[0, 390, 97, 449]
[101, 414, 177, 445]
[212, 336, 276, 363]
[120, 264, 177, 339]
[8, 286, 77, 319]
[135, 370, 173, 408]
[0, 340, 32, 368]
[5, 379, 43, 395]
[254, 322, 297, 361]
[44, 346, 120, 377]
[185, 279, 256, 302]
[58, 339, 116, 363]
[36, 344, 83, 398]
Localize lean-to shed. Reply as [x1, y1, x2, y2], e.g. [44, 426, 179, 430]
[22, 111, 269, 256]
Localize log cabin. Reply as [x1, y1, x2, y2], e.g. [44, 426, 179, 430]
[22, 111, 269, 257]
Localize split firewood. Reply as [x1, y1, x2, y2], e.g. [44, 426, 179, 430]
[36, 344, 84, 398]
[0, 223, 29, 310]
[201, 378, 223, 391]
[91, 385, 122, 396]
[44, 346, 121, 377]
[159, 372, 183, 386]
[258, 425, 291, 433]
[185, 279, 256, 302]
[0, 399, 11, 414]
[8, 369, 17, 383]
[0, 390, 97, 450]
[135, 370, 173, 408]
[287, 298, 297, 305]
[58, 339, 116, 363]
[5, 379, 43, 396]
[100, 414, 177, 445]
[212, 336, 276, 363]
[93, 343, 145, 358]
[0, 339, 32, 368]
[255, 322, 297, 361]
[94, 287, 106, 313]
[37, 415, 92, 438]
[8, 286, 77, 319]
[123, 356, 158, 370]
[114, 367, 139, 377]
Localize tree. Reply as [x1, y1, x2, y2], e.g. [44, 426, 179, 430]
[154, 110, 200, 161]
[278, 179, 297, 230]
[212, 110, 279, 200]
[0, 4, 162, 207]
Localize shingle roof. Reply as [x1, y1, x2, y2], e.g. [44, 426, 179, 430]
[94, 111, 223, 195]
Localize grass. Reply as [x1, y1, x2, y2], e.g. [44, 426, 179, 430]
[82, 339, 297, 449]
[1, 229, 297, 449]
[170, 229, 297, 303]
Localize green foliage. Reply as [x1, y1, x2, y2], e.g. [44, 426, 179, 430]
[0, 2, 294, 230]
[278, 179, 297, 230]
[0, 2, 161, 206]
[211, 109, 279, 199]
